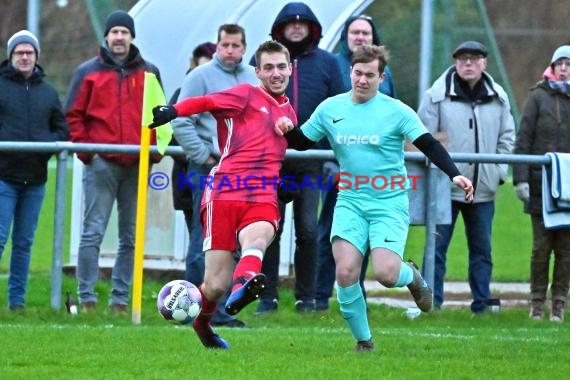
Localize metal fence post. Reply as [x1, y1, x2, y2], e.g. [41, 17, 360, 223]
[422, 164, 439, 289]
[50, 149, 69, 310]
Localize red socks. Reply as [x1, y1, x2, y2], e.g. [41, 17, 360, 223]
[231, 254, 262, 292]
[195, 284, 217, 325]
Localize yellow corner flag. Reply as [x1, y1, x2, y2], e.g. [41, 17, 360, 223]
[132, 72, 172, 324]
[142, 71, 173, 154]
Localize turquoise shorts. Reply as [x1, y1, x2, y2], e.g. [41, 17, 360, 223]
[331, 194, 409, 257]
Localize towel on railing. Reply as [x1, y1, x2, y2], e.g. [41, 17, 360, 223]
[542, 152, 570, 229]
[549, 152, 570, 209]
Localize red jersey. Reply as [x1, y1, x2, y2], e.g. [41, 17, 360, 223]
[174, 83, 297, 207]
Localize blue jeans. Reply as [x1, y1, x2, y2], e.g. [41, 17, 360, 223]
[0, 179, 46, 308]
[184, 161, 235, 323]
[76, 156, 138, 305]
[315, 185, 369, 307]
[429, 200, 495, 313]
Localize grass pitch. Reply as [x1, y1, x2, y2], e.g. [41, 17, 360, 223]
[0, 274, 568, 379]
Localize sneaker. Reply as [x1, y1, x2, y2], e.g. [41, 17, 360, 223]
[9, 304, 25, 312]
[355, 339, 374, 352]
[109, 303, 128, 315]
[255, 298, 278, 316]
[225, 273, 266, 315]
[80, 301, 97, 313]
[406, 260, 433, 312]
[529, 299, 544, 320]
[295, 300, 316, 313]
[315, 299, 329, 311]
[192, 319, 231, 349]
[550, 300, 565, 323]
[211, 319, 246, 328]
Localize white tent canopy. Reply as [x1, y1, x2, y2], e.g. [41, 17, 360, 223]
[131, 0, 373, 98]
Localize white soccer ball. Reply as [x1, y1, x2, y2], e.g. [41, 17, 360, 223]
[157, 280, 202, 324]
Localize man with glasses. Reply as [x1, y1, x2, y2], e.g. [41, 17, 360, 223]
[417, 40, 515, 313]
[0, 30, 69, 311]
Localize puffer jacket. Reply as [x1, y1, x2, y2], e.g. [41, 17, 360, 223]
[65, 44, 161, 166]
[0, 61, 69, 184]
[513, 80, 570, 214]
[418, 66, 515, 203]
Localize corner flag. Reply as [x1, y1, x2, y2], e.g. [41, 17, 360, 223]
[142, 72, 172, 154]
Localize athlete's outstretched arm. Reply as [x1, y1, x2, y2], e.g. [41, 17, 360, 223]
[285, 127, 316, 151]
[413, 132, 474, 202]
[150, 96, 216, 129]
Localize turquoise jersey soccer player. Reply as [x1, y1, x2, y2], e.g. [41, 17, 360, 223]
[280, 45, 474, 352]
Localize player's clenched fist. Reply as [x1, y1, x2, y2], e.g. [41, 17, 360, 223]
[274, 116, 295, 136]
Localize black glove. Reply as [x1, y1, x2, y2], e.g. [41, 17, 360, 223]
[149, 105, 178, 129]
[277, 178, 300, 204]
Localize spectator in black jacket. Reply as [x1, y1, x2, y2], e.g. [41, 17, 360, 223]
[0, 30, 69, 311]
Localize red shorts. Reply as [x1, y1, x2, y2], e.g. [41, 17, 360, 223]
[201, 200, 280, 252]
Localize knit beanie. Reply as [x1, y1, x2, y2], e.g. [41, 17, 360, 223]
[550, 45, 570, 66]
[6, 30, 40, 59]
[104, 10, 135, 38]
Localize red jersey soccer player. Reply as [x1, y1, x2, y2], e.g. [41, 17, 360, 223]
[151, 41, 295, 349]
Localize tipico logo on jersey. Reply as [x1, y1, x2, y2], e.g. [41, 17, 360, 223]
[335, 133, 380, 146]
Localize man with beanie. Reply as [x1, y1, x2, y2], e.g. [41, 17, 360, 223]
[417, 40, 515, 313]
[0, 30, 69, 310]
[513, 45, 570, 322]
[65, 10, 162, 314]
[251, 2, 345, 314]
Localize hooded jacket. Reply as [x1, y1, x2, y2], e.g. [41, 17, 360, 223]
[335, 15, 396, 97]
[65, 44, 161, 166]
[265, 2, 345, 126]
[418, 66, 515, 203]
[0, 61, 69, 184]
[514, 79, 570, 214]
[257, 2, 344, 173]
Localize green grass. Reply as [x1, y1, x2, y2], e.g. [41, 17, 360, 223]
[0, 274, 568, 379]
[405, 180, 532, 282]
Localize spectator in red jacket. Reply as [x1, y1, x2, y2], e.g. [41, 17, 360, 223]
[65, 10, 162, 314]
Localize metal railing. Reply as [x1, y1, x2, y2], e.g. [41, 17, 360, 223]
[0, 141, 551, 310]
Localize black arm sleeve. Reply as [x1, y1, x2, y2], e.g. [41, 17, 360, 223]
[412, 133, 460, 180]
[284, 127, 317, 151]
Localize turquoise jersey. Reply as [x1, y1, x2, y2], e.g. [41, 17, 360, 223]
[301, 91, 428, 201]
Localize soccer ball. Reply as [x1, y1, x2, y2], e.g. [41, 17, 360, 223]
[157, 280, 202, 324]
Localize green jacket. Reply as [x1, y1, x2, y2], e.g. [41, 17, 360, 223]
[514, 80, 570, 214]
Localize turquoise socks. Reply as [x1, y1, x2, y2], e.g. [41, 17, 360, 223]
[394, 261, 414, 287]
[336, 282, 371, 342]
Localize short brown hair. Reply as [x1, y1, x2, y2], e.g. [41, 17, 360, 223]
[351, 45, 389, 74]
[254, 40, 290, 68]
[217, 24, 247, 46]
